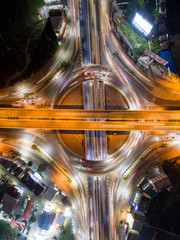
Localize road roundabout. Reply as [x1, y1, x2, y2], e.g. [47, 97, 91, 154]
[54, 65, 144, 175]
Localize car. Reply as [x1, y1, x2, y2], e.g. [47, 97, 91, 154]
[160, 136, 174, 140]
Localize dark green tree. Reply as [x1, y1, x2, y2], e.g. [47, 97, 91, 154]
[30, 214, 36, 223]
[58, 221, 75, 240]
[62, 196, 71, 207]
[27, 161, 33, 167]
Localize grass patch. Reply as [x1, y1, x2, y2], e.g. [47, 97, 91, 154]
[117, 19, 160, 58]
[119, 19, 149, 57]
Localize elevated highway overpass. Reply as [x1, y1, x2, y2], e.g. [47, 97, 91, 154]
[1, 108, 180, 120]
[0, 108, 180, 131]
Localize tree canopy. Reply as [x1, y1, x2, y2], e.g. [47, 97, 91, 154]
[58, 221, 75, 240]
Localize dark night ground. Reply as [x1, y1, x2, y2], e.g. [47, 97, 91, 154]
[166, 0, 180, 75]
[0, 0, 58, 88]
[166, 0, 180, 35]
[146, 160, 180, 238]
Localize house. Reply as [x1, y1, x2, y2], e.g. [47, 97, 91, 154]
[137, 194, 151, 214]
[1, 193, 17, 215]
[6, 186, 21, 199]
[158, 14, 166, 24]
[126, 212, 144, 234]
[138, 178, 158, 199]
[144, 49, 168, 66]
[10, 219, 26, 229]
[132, 192, 151, 214]
[131, 219, 144, 232]
[14, 165, 26, 177]
[8, 162, 18, 173]
[33, 183, 46, 196]
[125, 229, 140, 240]
[38, 210, 56, 230]
[160, 0, 166, 13]
[159, 50, 178, 74]
[21, 200, 33, 221]
[61, 0, 67, 8]
[150, 173, 172, 193]
[21, 171, 46, 196]
[55, 214, 65, 226]
[160, 41, 168, 51]
[159, 23, 167, 33]
[2, 160, 13, 170]
[14, 198, 25, 217]
[132, 209, 145, 222]
[0, 178, 9, 201]
[159, 34, 167, 42]
[43, 186, 57, 201]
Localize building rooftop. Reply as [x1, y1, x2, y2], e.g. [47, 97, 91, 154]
[159, 34, 167, 42]
[160, 41, 168, 51]
[2, 193, 17, 215]
[144, 49, 168, 66]
[159, 50, 178, 74]
[56, 214, 65, 226]
[44, 187, 57, 201]
[150, 173, 172, 193]
[126, 229, 140, 240]
[132, 209, 145, 222]
[21, 200, 33, 221]
[38, 210, 56, 230]
[159, 23, 167, 32]
[10, 219, 25, 229]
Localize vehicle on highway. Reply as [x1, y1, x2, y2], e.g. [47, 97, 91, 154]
[10, 98, 35, 107]
[160, 136, 174, 141]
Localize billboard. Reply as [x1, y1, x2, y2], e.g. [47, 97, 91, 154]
[132, 13, 153, 36]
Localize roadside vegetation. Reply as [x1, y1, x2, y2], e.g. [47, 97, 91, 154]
[0, 221, 22, 240]
[119, 19, 148, 57]
[0, 0, 58, 88]
[118, 19, 160, 58]
[146, 159, 180, 235]
[114, 0, 161, 59]
[58, 220, 75, 240]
